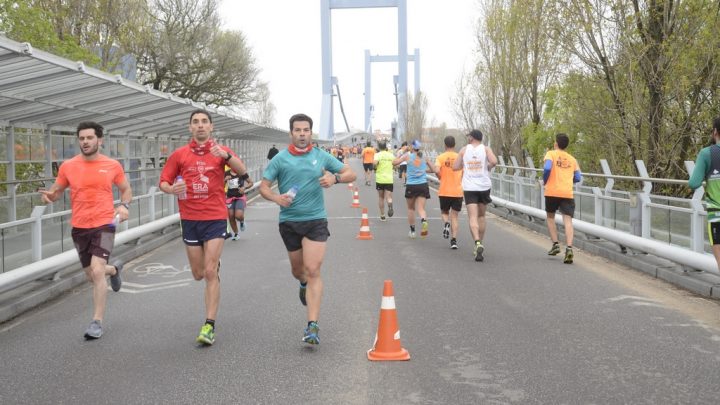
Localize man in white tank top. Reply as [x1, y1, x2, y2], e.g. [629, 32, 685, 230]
[453, 129, 497, 262]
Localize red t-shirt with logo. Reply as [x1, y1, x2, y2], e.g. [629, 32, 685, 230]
[160, 144, 235, 221]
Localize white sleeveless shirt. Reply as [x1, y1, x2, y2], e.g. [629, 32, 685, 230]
[461, 143, 492, 191]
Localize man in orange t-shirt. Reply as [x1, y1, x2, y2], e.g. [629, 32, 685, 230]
[435, 136, 464, 249]
[362, 141, 376, 185]
[543, 133, 582, 264]
[40, 121, 132, 340]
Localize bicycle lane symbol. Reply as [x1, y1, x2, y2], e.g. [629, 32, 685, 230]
[113, 263, 193, 294]
[133, 262, 191, 278]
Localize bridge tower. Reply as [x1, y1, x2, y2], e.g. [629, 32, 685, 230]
[364, 48, 420, 137]
[320, 0, 409, 141]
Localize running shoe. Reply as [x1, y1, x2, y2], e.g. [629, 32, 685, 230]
[240, 222, 245, 232]
[109, 259, 123, 292]
[302, 321, 320, 345]
[442, 222, 450, 239]
[548, 242, 561, 256]
[388, 203, 394, 217]
[231, 234, 240, 241]
[408, 230, 416, 239]
[196, 323, 215, 345]
[420, 220, 429, 238]
[473, 242, 484, 262]
[299, 282, 307, 306]
[450, 238, 458, 250]
[563, 247, 574, 264]
[84, 320, 103, 340]
[380, 215, 387, 222]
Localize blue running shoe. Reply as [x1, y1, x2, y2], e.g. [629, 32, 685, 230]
[302, 321, 320, 345]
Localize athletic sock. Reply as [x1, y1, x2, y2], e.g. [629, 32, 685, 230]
[300, 281, 307, 287]
[410, 225, 415, 232]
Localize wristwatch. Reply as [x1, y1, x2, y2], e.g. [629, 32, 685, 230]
[334, 173, 341, 184]
[119, 202, 130, 209]
[224, 152, 232, 162]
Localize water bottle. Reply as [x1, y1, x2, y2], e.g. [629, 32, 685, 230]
[110, 213, 120, 228]
[285, 184, 299, 199]
[176, 176, 187, 200]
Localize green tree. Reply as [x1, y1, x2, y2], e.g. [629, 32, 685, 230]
[0, 0, 98, 63]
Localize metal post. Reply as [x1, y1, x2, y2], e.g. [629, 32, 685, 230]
[685, 161, 705, 252]
[148, 186, 157, 222]
[31, 205, 46, 261]
[635, 160, 653, 238]
[600, 159, 614, 227]
[510, 156, 522, 204]
[7, 126, 17, 222]
[319, 0, 333, 140]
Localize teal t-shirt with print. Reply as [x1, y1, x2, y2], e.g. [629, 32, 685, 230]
[263, 147, 344, 222]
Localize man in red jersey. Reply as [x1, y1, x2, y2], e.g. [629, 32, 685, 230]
[159, 110, 247, 345]
[40, 121, 132, 340]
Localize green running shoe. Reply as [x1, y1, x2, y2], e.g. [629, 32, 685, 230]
[548, 242, 561, 256]
[563, 247, 574, 264]
[196, 323, 215, 345]
[420, 220, 429, 238]
[473, 242, 484, 262]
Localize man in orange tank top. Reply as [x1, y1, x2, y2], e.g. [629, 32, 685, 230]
[543, 133, 582, 264]
[40, 121, 132, 340]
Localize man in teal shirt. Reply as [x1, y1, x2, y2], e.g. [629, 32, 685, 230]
[373, 139, 396, 221]
[260, 113, 356, 345]
[689, 117, 720, 271]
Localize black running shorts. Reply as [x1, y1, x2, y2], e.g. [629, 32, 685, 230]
[279, 219, 330, 252]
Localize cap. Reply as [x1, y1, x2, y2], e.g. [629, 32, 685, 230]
[411, 139, 422, 150]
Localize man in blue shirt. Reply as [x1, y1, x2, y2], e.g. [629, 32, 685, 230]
[259, 113, 356, 345]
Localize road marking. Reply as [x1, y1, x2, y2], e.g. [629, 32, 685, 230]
[123, 279, 193, 289]
[113, 282, 191, 294]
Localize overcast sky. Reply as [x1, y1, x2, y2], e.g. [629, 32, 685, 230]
[220, 1, 479, 134]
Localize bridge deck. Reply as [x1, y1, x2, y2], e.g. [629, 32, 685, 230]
[1, 158, 719, 404]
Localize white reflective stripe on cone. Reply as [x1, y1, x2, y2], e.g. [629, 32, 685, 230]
[381, 296, 396, 309]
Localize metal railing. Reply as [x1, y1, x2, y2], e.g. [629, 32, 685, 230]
[483, 156, 716, 273]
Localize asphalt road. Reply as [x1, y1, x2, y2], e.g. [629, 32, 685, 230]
[1, 157, 719, 404]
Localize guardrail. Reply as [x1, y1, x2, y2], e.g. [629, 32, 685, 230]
[0, 179, 265, 295]
[429, 155, 716, 275]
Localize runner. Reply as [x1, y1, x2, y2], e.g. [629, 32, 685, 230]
[689, 117, 720, 271]
[159, 109, 247, 345]
[435, 135, 463, 249]
[543, 133, 582, 264]
[393, 139, 436, 238]
[259, 113, 356, 345]
[453, 129, 497, 261]
[39, 121, 132, 339]
[373, 139, 395, 221]
[396, 141, 408, 184]
[362, 141, 376, 186]
[225, 167, 253, 240]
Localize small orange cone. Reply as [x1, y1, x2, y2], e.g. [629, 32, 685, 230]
[351, 187, 361, 208]
[367, 280, 410, 361]
[347, 181, 354, 190]
[356, 207, 373, 240]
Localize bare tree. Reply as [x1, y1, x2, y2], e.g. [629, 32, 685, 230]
[402, 91, 428, 142]
[136, 0, 261, 107]
[451, 67, 482, 132]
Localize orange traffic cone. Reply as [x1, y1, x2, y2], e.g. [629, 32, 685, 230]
[356, 207, 373, 240]
[347, 181, 354, 190]
[351, 187, 361, 208]
[367, 280, 410, 361]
